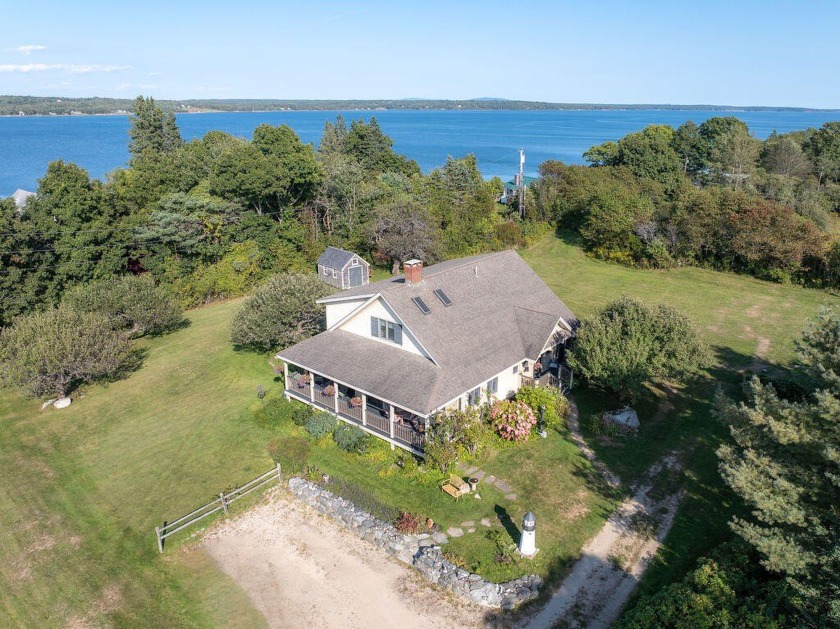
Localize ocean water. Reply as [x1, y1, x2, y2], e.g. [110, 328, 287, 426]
[2, 109, 838, 197]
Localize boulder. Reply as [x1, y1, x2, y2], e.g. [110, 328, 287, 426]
[54, 397, 72, 409]
[603, 406, 640, 431]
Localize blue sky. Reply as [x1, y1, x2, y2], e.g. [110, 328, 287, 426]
[1, 0, 837, 107]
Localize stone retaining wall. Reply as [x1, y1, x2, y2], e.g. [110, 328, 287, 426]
[287, 477, 541, 609]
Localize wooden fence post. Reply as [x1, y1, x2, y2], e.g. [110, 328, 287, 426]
[155, 526, 163, 553]
[219, 492, 229, 515]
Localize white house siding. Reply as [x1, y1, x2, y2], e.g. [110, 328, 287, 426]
[338, 297, 428, 358]
[325, 299, 368, 328]
[437, 360, 524, 414]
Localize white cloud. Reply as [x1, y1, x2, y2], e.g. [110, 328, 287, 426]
[14, 44, 47, 55]
[116, 82, 161, 91]
[0, 63, 131, 74]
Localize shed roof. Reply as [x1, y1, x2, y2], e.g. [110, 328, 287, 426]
[317, 246, 361, 269]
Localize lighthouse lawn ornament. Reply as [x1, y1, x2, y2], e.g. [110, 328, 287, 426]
[519, 511, 538, 558]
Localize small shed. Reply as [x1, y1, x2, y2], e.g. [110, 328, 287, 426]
[317, 246, 369, 290]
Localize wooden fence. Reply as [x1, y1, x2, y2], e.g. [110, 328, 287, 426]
[155, 463, 282, 553]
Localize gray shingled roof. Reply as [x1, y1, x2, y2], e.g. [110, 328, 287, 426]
[280, 249, 577, 415]
[317, 246, 357, 269]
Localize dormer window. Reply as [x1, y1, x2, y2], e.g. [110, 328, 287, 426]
[370, 316, 403, 345]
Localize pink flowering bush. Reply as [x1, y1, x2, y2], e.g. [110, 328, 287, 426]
[489, 400, 536, 442]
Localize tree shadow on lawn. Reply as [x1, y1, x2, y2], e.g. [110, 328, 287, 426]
[494, 504, 521, 545]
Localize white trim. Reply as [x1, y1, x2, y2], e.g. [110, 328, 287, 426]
[379, 296, 440, 367]
[317, 293, 376, 304]
[280, 358, 429, 419]
[328, 293, 382, 330]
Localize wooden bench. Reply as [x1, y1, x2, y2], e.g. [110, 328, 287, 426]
[441, 474, 470, 499]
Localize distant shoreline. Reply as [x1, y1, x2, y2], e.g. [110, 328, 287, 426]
[2, 96, 838, 117]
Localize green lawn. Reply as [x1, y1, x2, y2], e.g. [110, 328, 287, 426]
[0, 301, 271, 628]
[521, 233, 839, 596]
[1, 236, 837, 626]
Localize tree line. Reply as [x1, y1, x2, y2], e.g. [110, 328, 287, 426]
[530, 117, 840, 286]
[0, 95, 525, 328]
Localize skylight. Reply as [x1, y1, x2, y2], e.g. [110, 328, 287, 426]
[412, 296, 431, 315]
[433, 288, 452, 306]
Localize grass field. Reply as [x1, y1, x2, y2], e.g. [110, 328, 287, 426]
[0, 301, 272, 627]
[521, 233, 839, 596]
[1, 235, 837, 626]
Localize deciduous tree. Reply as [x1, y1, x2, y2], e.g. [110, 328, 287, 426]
[230, 272, 334, 351]
[0, 306, 132, 398]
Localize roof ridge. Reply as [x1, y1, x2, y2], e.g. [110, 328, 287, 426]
[422, 249, 515, 278]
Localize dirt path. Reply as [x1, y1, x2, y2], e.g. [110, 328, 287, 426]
[200, 489, 486, 629]
[520, 454, 684, 629]
[566, 400, 621, 489]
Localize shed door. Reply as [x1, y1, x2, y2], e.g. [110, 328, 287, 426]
[348, 266, 364, 287]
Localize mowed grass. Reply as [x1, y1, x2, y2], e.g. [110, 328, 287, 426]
[521, 233, 840, 595]
[0, 301, 272, 628]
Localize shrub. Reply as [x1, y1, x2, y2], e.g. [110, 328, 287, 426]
[569, 296, 709, 401]
[326, 476, 400, 522]
[424, 438, 460, 473]
[305, 412, 338, 438]
[0, 306, 132, 398]
[488, 400, 537, 442]
[253, 396, 305, 428]
[230, 271, 335, 351]
[63, 274, 183, 337]
[267, 436, 310, 476]
[515, 386, 570, 429]
[291, 403, 313, 426]
[394, 511, 423, 534]
[333, 423, 370, 453]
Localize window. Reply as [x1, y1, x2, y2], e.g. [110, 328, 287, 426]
[487, 377, 498, 395]
[522, 360, 529, 373]
[351, 257, 359, 266]
[513, 365, 519, 374]
[412, 296, 431, 315]
[468, 387, 481, 406]
[433, 288, 452, 306]
[322, 267, 329, 275]
[332, 269, 337, 278]
[370, 316, 403, 345]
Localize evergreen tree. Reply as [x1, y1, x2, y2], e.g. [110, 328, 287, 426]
[128, 96, 183, 159]
[716, 307, 840, 625]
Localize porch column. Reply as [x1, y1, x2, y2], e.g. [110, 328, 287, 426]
[309, 372, 314, 399]
[283, 362, 289, 390]
[389, 404, 396, 450]
[361, 393, 367, 426]
[334, 382, 339, 414]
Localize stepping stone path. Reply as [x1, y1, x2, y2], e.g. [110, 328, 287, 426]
[481, 517, 494, 527]
[455, 463, 517, 502]
[446, 527, 464, 538]
[505, 494, 517, 501]
[468, 528, 476, 533]
[495, 479, 513, 494]
[460, 520, 475, 528]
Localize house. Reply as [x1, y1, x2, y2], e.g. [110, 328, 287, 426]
[11, 189, 35, 210]
[500, 175, 538, 204]
[278, 250, 577, 455]
[317, 246, 370, 290]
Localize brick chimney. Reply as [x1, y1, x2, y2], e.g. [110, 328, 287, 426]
[403, 259, 423, 285]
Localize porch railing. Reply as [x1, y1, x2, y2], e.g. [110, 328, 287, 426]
[393, 423, 424, 449]
[337, 396, 363, 424]
[314, 384, 335, 408]
[365, 407, 390, 435]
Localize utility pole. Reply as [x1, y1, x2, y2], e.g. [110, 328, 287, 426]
[518, 148, 525, 219]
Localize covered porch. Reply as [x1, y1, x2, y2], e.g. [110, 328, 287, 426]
[284, 362, 426, 454]
[519, 343, 574, 392]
